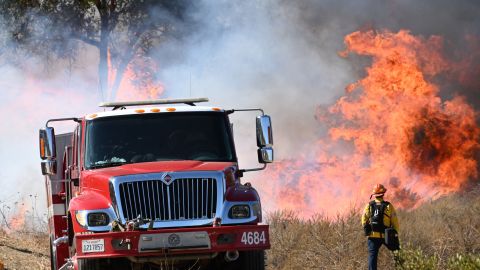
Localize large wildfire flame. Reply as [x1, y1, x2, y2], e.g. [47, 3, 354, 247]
[261, 30, 480, 218]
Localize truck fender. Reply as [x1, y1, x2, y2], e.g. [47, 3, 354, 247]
[225, 183, 261, 202]
[68, 191, 115, 233]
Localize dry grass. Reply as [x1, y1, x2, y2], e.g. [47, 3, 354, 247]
[266, 188, 480, 270]
[0, 189, 479, 269]
[398, 191, 480, 263]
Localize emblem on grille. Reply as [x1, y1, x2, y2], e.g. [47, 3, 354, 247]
[163, 174, 173, 184]
[168, 234, 181, 246]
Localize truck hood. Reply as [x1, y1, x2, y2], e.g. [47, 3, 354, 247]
[81, 160, 235, 196]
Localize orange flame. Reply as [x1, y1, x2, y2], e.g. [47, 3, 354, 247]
[108, 49, 164, 101]
[6, 203, 28, 233]
[260, 30, 480, 218]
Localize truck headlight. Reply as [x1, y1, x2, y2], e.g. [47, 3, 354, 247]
[87, 213, 110, 227]
[229, 205, 250, 219]
[75, 210, 110, 227]
[75, 211, 87, 227]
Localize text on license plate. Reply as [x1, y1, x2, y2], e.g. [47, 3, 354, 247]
[82, 239, 105, 253]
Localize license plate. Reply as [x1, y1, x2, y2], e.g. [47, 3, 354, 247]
[82, 239, 105, 253]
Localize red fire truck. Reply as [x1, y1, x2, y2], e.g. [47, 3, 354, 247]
[39, 98, 274, 270]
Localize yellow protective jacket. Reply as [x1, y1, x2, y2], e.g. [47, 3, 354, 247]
[361, 197, 399, 238]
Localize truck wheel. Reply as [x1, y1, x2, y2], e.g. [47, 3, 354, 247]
[77, 259, 101, 270]
[214, 251, 265, 270]
[78, 258, 132, 270]
[49, 240, 56, 270]
[239, 250, 265, 270]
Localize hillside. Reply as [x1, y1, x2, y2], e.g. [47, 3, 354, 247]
[0, 189, 479, 270]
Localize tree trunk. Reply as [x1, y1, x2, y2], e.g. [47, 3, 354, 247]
[109, 50, 132, 101]
[98, 39, 108, 101]
[109, 32, 148, 100]
[98, 0, 110, 101]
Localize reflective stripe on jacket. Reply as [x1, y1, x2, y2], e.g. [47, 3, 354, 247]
[361, 197, 399, 238]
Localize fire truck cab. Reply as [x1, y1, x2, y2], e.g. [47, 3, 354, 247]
[39, 98, 273, 270]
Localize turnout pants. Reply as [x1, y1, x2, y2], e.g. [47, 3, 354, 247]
[368, 237, 384, 270]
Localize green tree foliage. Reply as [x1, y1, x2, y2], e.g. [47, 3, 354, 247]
[0, 0, 189, 100]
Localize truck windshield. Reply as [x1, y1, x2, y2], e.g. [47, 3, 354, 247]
[84, 112, 235, 169]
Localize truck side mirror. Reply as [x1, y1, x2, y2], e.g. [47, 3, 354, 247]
[39, 127, 57, 175]
[256, 115, 274, 164]
[41, 160, 57, 176]
[256, 115, 273, 147]
[258, 147, 274, 163]
[39, 127, 57, 160]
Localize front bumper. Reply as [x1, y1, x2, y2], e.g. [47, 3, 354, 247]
[75, 224, 270, 259]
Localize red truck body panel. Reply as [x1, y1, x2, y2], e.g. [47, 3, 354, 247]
[75, 225, 270, 259]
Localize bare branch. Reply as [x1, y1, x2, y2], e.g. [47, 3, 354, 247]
[0, 206, 10, 230]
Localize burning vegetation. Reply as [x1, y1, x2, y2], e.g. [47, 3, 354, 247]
[107, 49, 164, 101]
[262, 30, 480, 217]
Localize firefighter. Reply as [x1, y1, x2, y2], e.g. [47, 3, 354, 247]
[361, 184, 400, 270]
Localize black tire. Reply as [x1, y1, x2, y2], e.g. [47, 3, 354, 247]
[239, 250, 265, 270]
[212, 251, 265, 270]
[77, 259, 101, 270]
[50, 240, 56, 270]
[78, 258, 132, 270]
[68, 214, 74, 247]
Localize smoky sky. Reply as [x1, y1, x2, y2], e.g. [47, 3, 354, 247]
[0, 0, 479, 216]
[152, 0, 480, 166]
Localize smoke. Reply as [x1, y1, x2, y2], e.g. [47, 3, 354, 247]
[156, 0, 354, 166]
[151, 0, 480, 161]
[151, 0, 480, 215]
[0, 38, 99, 220]
[0, 0, 479, 220]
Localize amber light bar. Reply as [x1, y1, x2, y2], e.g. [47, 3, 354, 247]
[99, 98, 209, 109]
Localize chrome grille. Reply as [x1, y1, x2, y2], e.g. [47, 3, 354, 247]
[118, 178, 218, 221]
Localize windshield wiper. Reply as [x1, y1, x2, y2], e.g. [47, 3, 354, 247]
[88, 161, 130, 169]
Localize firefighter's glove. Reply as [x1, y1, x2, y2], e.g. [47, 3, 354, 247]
[363, 223, 372, 236]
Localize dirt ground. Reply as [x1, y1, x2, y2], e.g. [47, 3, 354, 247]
[0, 230, 50, 270]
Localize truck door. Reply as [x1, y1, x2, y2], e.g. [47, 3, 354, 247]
[66, 125, 81, 205]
